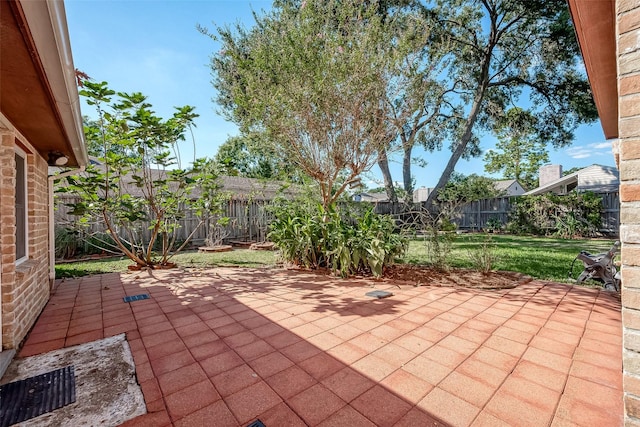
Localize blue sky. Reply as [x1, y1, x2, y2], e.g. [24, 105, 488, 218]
[65, 0, 616, 189]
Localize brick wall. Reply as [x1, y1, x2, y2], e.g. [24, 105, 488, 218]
[619, 1, 640, 424]
[0, 127, 52, 349]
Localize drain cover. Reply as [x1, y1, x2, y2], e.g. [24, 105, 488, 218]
[366, 290, 393, 299]
[123, 294, 149, 303]
[0, 365, 76, 427]
[247, 420, 266, 427]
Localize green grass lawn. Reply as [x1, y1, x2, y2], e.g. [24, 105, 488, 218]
[56, 234, 618, 283]
[55, 249, 278, 279]
[404, 233, 617, 282]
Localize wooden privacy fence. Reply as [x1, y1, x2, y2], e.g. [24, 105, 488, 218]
[55, 191, 621, 245]
[372, 192, 620, 235]
[55, 196, 273, 245]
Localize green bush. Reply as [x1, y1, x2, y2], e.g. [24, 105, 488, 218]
[268, 199, 407, 277]
[507, 192, 602, 238]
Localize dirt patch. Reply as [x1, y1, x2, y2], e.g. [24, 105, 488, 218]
[382, 264, 530, 289]
[1, 334, 145, 426]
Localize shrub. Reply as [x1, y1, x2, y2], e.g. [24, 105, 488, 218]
[268, 199, 407, 277]
[507, 192, 602, 238]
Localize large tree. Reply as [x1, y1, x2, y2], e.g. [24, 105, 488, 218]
[420, 0, 598, 207]
[483, 107, 549, 190]
[205, 0, 431, 208]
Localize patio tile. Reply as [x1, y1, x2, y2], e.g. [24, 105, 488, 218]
[351, 385, 413, 426]
[211, 364, 261, 397]
[157, 363, 208, 396]
[224, 380, 282, 424]
[200, 350, 245, 378]
[322, 367, 376, 402]
[19, 338, 65, 357]
[172, 400, 239, 427]
[457, 359, 510, 388]
[439, 371, 496, 407]
[380, 368, 433, 404]
[422, 344, 468, 369]
[150, 349, 195, 376]
[280, 339, 323, 363]
[23, 269, 624, 427]
[249, 351, 294, 378]
[403, 356, 451, 385]
[180, 328, 218, 347]
[65, 329, 104, 346]
[498, 376, 560, 412]
[139, 378, 162, 404]
[394, 407, 448, 427]
[299, 352, 347, 381]
[351, 353, 398, 382]
[553, 394, 623, 427]
[319, 405, 376, 427]
[266, 365, 317, 399]
[119, 410, 171, 427]
[259, 402, 307, 427]
[394, 333, 434, 354]
[327, 341, 370, 364]
[418, 387, 481, 427]
[569, 360, 623, 390]
[511, 360, 568, 393]
[141, 329, 180, 349]
[288, 383, 346, 426]
[251, 322, 286, 339]
[484, 388, 554, 427]
[329, 323, 364, 341]
[145, 338, 187, 361]
[521, 347, 573, 373]
[234, 338, 275, 361]
[470, 347, 519, 372]
[165, 379, 220, 421]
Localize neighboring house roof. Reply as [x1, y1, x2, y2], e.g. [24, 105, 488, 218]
[353, 192, 403, 203]
[217, 175, 299, 200]
[60, 159, 299, 201]
[523, 164, 619, 196]
[0, 0, 87, 166]
[493, 179, 526, 196]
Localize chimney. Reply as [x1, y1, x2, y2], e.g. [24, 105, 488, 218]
[539, 165, 562, 187]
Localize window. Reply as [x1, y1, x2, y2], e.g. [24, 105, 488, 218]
[15, 150, 27, 262]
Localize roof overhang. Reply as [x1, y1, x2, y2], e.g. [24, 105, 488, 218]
[0, 0, 87, 167]
[567, 0, 618, 139]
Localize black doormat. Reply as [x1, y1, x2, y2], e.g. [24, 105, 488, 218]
[0, 365, 76, 427]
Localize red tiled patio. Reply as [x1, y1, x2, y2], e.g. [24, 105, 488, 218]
[18, 268, 622, 426]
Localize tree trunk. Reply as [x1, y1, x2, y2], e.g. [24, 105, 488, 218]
[402, 143, 413, 197]
[424, 34, 495, 210]
[378, 147, 398, 203]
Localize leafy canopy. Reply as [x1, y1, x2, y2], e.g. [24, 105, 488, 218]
[205, 0, 427, 208]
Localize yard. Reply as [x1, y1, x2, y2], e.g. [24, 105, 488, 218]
[55, 234, 617, 285]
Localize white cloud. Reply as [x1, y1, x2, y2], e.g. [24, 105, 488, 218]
[565, 141, 613, 159]
[565, 146, 594, 159]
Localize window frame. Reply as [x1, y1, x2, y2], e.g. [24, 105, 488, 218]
[14, 147, 28, 264]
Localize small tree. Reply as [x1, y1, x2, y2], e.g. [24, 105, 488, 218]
[206, 0, 421, 209]
[484, 107, 549, 190]
[59, 81, 222, 268]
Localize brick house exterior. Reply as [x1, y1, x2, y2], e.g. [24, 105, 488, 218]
[0, 0, 86, 362]
[569, 0, 640, 424]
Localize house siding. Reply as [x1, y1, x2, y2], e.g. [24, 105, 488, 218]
[0, 127, 51, 349]
[618, 1, 640, 424]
